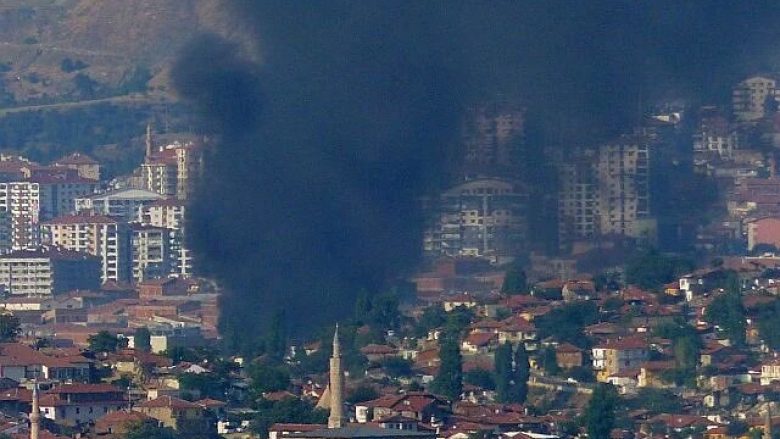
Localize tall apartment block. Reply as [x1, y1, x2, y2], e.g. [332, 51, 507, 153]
[138, 199, 191, 276]
[733, 75, 779, 122]
[557, 150, 600, 250]
[424, 178, 528, 263]
[461, 103, 525, 178]
[597, 137, 654, 240]
[131, 224, 171, 283]
[41, 214, 131, 283]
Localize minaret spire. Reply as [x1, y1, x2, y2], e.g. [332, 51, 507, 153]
[30, 382, 39, 439]
[328, 323, 345, 429]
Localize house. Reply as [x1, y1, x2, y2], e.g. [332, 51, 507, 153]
[637, 361, 675, 388]
[355, 393, 449, 423]
[498, 316, 537, 346]
[133, 395, 206, 430]
[555, 343, 583, 369]
[94, 410, 155, 436]
[761, 359, 780, 385]
[592, 338, 649, 382]
[38, 383, 126, 426]
[443, 294, 478, 312]
[462, 333, 498, 355]
[561, 280, 595, 302]
[360, 344, 398, 362]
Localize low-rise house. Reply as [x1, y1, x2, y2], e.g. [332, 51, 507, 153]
[133, 395, 206, 430]
[498, 317, 537, 347]
[38, 383, 125, 426]
[94, 410, 154, 436]
[355, 393, 449, 423]
[761, 359, 780, 385]
[462, 333, 498, 355]
[443, 294, 478, 312]
[561, 280, 595, 302]
[592, 338, 649, 382]
[638, 361, 676, 388]
[361, 344, 398, 362]
[555, 343, 583, 369]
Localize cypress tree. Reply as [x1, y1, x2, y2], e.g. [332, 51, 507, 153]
[494, 342, 513, 402]
[510, 343, 529, 403]
[430, 331, 463, 400]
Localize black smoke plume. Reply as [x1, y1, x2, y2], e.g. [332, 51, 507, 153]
[172, 1, 780, 347]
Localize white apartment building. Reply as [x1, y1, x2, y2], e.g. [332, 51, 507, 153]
[733, 75, 779, 122]
[131, 224, 171, 283]
[597, 138, 654, 240]
[42, 214, 131, 283]
[0, 247, 100, 296]
[0, 182, 41, 250]
[138, 200, 191, 276]
[75, 188, 164, 222]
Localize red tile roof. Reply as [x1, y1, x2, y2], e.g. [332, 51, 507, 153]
[137, 395, 200, 409]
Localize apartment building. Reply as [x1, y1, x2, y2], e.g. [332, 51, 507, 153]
[597, 137, 654, 240]
[733, 75, 779, 122]
[461, 103, 525, 178]
[175, 142, 202, 201]
[424, 178, 528, 262]
[75, 188, 164, 222]
[558, 150, 600, 250]
[131, 224, 171, 283]
[0, 181, 41, 250]
[0, 247, 100, 296]
[33, 174, 98, 220]
[138, 199, 191, 275]
[42, 214, 131, 283]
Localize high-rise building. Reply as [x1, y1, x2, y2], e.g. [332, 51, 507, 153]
[0, 247, 100, 296]
[596, 137, 654, 240]
[424, 178, 528, 262]
[557, 150, 600, 250]
[42, 214, 131, 283]
[131, 224, 171, 283]
[733, 75, 779, 122]
[52, 152, 101, 181]
[138, 199, 191, 276]
[461, 103, 525, 178]
[75, 188, 164, 222]
[0, 182, 41, 250]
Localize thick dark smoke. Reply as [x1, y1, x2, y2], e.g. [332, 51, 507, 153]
[172, 1, 780, 347]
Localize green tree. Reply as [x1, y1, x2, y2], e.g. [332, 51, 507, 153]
[624, 249, 694, 290]
[494, 342, 513, 401]
[368, 293, 400, 331]
[758, 300, 780, 349]
[0, 314, 20, 342]
[134, 327, 151, 352]
[627, 388, 682, 415]
[510, 343, 529, 403]
[378, 357, 413, 377]
[88, 330, 127, 353]
[502, 266, 528, 295]
[705, 289, 746, 346]
[123, 420, 179, 439]
[248, 362, 291, 396]
[586, 384, 618, 439]
[414, 305, 447, 337]
[541, 346, 560, 375]
[430, 334, 462, 400]
[464, 368, 496, 390]
[347, 384, 379, 403]
[535, 301, 599, 347]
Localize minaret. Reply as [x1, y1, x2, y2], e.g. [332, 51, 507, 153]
[328, 324, 345, 429]
[145, 122, 154, 164]
[30, 383, 39, 439]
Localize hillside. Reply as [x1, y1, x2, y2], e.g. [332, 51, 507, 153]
[0, 0, 232, 105]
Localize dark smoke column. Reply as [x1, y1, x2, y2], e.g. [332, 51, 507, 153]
[170, 3, 468, 348]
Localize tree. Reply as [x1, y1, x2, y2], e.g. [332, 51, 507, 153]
[248, 362, 291, 396]
[430, 334, 462, 400]
[464, 368, 496, 390]
[705, 289, 746, 346]
[134, 327, 151, 352]
[535, 301, 599, 347]
[0, 314, 20, 342]
[628, 388, 682, 415]
[88, 331, 126, 353]
[510, 343, 529, 403]
[541, 346, 560, 375]
[494, 342, 513, 401]
[123, 420, 179, 439]
[378, 357, 413, 377]
[414, 305, 447, 337]
[586, 384, 618, 439]
[502, 266, 527, 295]
[347, 384, 379, 403]
[624, 249, 694, 290]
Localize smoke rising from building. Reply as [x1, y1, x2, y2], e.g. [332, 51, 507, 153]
[171, 1, 780, 345]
